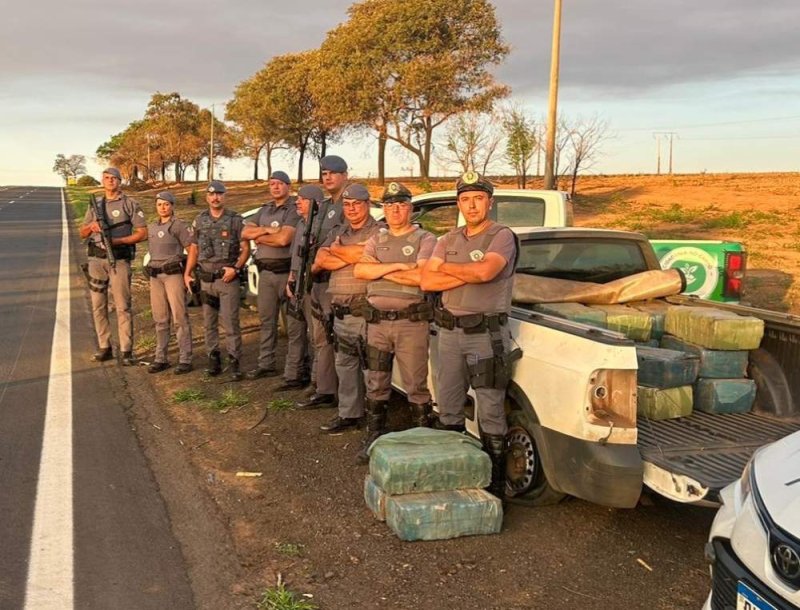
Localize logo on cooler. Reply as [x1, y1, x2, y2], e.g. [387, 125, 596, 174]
[658, 247, 718, 298]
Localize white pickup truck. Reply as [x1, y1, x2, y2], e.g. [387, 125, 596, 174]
[407, 227, 800, 509]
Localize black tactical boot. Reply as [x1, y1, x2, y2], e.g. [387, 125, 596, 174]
[409, 402, 432, 428]
[91, 347, 113, 362]
[482, 433, 508, 501]
[356, 400, 388, 464]
[205, 350, 222, 376]
[228, 356, 243, 382]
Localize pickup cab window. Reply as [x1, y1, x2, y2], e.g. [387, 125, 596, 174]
[515, 238, 649, 283]
[411, 194, 548, 237]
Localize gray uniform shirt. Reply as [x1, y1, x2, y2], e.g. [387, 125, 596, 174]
[245, 197, 300, 261]
[147, 217, 196, 265]
[83, 193, 146, 246]
[323, 216, 383, 306]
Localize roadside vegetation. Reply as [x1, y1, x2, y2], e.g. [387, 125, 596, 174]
[255, 583, 317, 610]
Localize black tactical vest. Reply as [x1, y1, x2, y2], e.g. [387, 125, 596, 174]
[196, 209, 240, 264]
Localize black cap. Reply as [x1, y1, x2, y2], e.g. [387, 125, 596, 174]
[297, 185, 324, 203]
[342, 183, 371, 201]
[381, 182, 412, 204]
[207, 180, 226, 194]
[156, 191, 176, 204]
[455, 171, 494, 196]
[270, 170, 290, 184]
[319, 155, 348, 173]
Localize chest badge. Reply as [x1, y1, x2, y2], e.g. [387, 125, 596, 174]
[157, 230, 165, 238]
[221, 231, 229, 237]
[111, 209, 121, 218]
[469, 249, 485, 262]
[137, 210, 145, 218]
[402, 245, 415, 256]
[271, 220, 280, 228]
[328, 210, 335, 219]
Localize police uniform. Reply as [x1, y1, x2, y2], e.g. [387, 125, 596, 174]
[430, 172, 520, 498]
[246, 195, 300, 376]
[357, 182, 437, 461]
[192, 182, 246, 378]
[320, 187, 382, 431]
[145, 192, 195, 373]
[83, 185, 146, 363]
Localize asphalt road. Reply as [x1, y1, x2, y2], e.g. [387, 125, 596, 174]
[0, 187, 194, 609]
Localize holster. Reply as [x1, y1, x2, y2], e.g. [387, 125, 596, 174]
[466, 337, 522, 390]
[197, 269, 221, 283]
[286, 299, 305, 321]
[80, 262, 109, 293]
[200, 291, 220, 310]
[366, 344, 393, 371]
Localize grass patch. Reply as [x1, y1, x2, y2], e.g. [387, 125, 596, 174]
[135, 333, 156, 352]
[647, 203, 699, 224]
[701, 211, 750, 230]
[268, 398, 294, 412]
[256, 585, 317, 610]
[138, 307, 153, 321]
[207, 388, 249, 412]
[172, 389, 206, 403]
[274, 542, 304, 557]
[65, 186, 92, 219]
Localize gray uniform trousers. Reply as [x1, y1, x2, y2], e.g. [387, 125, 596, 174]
[149, 273, 192, 364]
[435, 325, 512, 436]
[309, 284, 337, 395]
[333, 314, 367, 419]
[201, 278, 242, 359]
[366, 319, 431, 404]
[256, 270, 288, 370]
[284, 300, 309, 381]
[88, 257, 133, 352]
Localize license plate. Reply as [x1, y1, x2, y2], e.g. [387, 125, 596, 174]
[736, 582, 777, 610]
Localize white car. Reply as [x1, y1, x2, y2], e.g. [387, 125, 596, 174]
[704, 429, 800, 609]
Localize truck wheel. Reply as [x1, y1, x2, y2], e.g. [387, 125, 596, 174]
[506, 410, 566, 506]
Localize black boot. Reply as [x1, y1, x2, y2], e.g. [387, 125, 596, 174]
[228, 356, 243, 382]
[409, 402, 432, 428]
[356, 400, 388, 464]
[205, 350, 221, 376]
[482, 433, 508, 501]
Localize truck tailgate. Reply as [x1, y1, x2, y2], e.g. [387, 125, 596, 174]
[638, 411, 800, 502]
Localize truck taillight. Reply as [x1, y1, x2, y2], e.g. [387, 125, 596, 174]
[723, 251, 746, 299]
[586, 369, 637, 428]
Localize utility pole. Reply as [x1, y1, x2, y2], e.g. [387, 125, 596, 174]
[653, 133, 661, 175]
[653, 131, 677, 175]
[208, 104, 215, 181]
[543, 0, 562, 190]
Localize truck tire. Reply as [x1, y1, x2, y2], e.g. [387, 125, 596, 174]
[506, 409, 566, 507]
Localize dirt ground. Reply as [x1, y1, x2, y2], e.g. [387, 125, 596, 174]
[112, 173, 800, 609]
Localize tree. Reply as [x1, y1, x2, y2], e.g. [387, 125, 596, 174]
[503, 108, 538, 188]
[562, 115, 610, 197]
[52, 154, 86, 182]
[144, 92, 204, 182]
[314, 0, 510, 181]
[437, 111, 502, 175]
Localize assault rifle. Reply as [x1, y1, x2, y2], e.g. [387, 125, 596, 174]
[90, 193, 116, 269]
[287, 200, 319, 316]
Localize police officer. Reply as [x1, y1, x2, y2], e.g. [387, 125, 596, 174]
[353, 182, 437, 461]
[242, 171, 300, 379]
[295, 155, 348, 410]
[79, 167, 147, 365]
[314, 183, 383, 433]
[420, 172, 521, 498]
[144, 191, 196, 374]
[282, 184, 326, 390]
[184, 181, 250, 382]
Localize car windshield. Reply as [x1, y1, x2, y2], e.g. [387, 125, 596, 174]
[411, 195, 547, 237]
[515, 237, 649, 283]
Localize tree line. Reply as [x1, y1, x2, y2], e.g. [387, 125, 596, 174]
[62, 0, 608, 194]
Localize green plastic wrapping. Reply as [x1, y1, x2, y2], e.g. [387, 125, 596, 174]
[589, 304, 653, 342]
[368, 428, 490, 495]
[636, 346, 699, 389]
[364, 475, 387, 521]
[661, 335, 749, 378]
[385, 489, 503, 541]
[664, 306, 764, 350]
[637, 385, 693, 420]
[532, 302, 607, 328]
[694, 378, 756, 414]
[631, 301, 673, 340]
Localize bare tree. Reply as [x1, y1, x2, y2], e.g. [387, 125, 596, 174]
[561, 115, 610, 197]
[437, 111, 503, 175]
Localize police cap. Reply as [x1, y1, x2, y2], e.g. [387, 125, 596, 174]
[270, 170, 290, 184]
[297, 184, 324, 204]
[342, 183, 371, 202]
[319, 155, 348, 173]
[156, 191, 176, 205]
[206, 180, 227, 194]
[381, 182, 412, 204]
[103, 167, 122, 180]
[455, 171, 494, 196]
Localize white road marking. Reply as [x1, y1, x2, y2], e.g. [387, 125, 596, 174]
[24, 188, 74, 609]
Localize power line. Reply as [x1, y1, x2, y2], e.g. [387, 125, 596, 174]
[621, 114, 800, 132]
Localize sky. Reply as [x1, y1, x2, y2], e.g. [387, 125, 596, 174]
[3, 0, 800, 186]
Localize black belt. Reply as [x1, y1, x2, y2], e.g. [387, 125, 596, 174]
[255, 258, 291, 273]
[197, 269, 225, 282]
[87, 241, 133, 260]
[146, 260, 183, 277]
[313, 271, 331, 284]
[332, 304, 351, 319]
[433, 308, 508, 332]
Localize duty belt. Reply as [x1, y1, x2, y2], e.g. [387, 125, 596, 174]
[364, 301, 433, 323]
[87, 241, 133, 260]
[146, 260, 183, 278]
[433, 308, 508, 333]
[332, 304, 352, 319]
[312, 271, 331, 284]
[197, 269, 225, 283]
[255, 258, 291, 274]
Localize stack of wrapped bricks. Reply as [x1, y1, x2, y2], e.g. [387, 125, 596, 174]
[363, 428, 503, 541]
[533, 301, 764, 420]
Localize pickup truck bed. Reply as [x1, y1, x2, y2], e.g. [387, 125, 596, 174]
[638, 411, 800, 497]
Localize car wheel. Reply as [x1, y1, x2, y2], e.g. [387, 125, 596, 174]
[506, 409, 566, 506]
